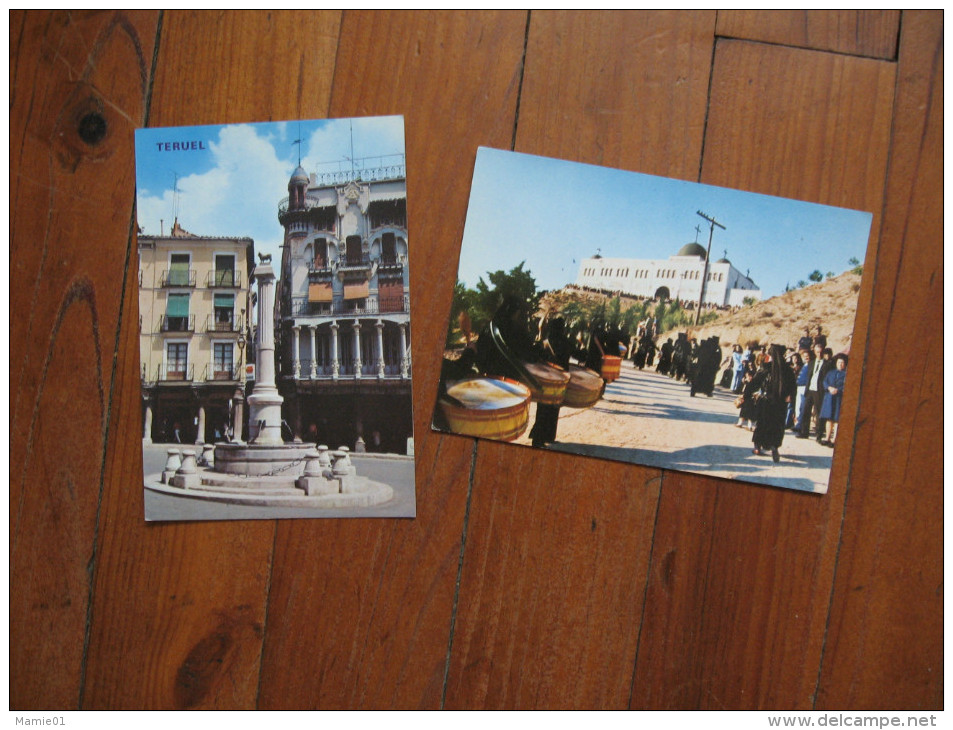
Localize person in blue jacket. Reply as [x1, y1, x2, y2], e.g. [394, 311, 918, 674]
[818, 353, 848, 447]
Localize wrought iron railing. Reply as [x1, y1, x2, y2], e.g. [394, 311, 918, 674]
[159, 314, 195, 333]
[290, 296, 409, 317]
[206, 269, 243, 287]
[202, 364, 241, 382]
[338, 253, 372, 270]
[160, 269, 196, 287]
[149, 363, 194, 382]
[204, 314, 244, 334]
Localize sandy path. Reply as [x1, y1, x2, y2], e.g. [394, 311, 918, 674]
[514, 360, 835, 493]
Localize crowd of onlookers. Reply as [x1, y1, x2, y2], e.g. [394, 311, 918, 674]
[636, 323, 849, 461]
[722, 325, 849, 448]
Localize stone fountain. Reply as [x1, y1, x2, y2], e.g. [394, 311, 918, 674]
[144, 257, 394, 509]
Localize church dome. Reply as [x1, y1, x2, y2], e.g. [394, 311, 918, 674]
[290, 165, 309, 185]
[677, 242, 707, 259]
[716, 256, 730, 264]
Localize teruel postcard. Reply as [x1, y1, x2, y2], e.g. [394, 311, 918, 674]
[136, 116, 415, 519]
[432, 147, 873, 494]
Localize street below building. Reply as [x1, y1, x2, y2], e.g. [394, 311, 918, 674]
[143, 444, 416, 520]
[514, 360, 835, 493]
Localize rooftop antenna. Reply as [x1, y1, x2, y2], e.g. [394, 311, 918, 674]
[171, 172, 180, 223]
[694, 210, 726, 324]
[349, 119, 355, 178]
[292, 121, 302, 167]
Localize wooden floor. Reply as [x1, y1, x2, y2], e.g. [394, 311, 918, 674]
[10, 10, 942, 710]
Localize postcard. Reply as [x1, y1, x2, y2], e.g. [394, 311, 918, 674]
[432, 147, 873, 494]
[136, 116, 416, 519]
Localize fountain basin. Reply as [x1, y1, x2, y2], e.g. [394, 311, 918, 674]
[213, 442, 316, 477]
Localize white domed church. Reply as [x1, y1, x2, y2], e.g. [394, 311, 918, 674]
[575, 240, 761, 307]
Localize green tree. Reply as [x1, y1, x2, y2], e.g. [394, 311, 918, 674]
[473, 261, 540, 327]
[447, 280, 480, 347]
[848, 256, 863, 275]
[808, 270, 824, 283]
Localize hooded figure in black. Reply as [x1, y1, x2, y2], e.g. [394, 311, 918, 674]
[671, 333, 690, 380]
[529, 317, 572, 447]
[657, 338, 674, 375]
[475, 295, 538, 381]
[752, 343, 797, 462]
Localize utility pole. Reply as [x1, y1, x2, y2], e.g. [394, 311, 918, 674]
[694, 210, 726, 325]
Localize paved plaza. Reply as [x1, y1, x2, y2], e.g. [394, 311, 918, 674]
[143, 444, 416, 520]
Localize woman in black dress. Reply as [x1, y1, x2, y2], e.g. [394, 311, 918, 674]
[752, 343, 797, 462]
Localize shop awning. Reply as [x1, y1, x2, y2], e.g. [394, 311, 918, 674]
[343, 282, 369, 300]
[308, 282, 333, 302]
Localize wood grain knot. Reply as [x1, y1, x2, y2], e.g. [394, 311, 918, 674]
[173, 606, 259, 709]
[53, 89, 114, 172]
[77, 112, 107, 145]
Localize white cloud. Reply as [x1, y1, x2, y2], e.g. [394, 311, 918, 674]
[136, 117, 406, 265]
[137, 124, 290, 263]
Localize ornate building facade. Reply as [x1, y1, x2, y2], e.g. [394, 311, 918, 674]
[276, 163, 412, 454]
[138, 221, 254, 444]
[576, 242, 762, 307]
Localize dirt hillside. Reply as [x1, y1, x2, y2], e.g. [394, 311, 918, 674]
[663, 270, 863, 355]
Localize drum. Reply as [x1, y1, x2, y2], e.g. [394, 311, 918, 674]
[601, 355, 622, 383]
[563, 365, 604, 409]
[522, 361, 571, 405]
[438, 377, 531, 442]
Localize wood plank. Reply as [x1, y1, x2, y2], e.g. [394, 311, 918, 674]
[630, 40, 895, 710]
[816, 10, 943, 710]
[9, 10, 160, 710]
[443, 11, 716, 709]
[80, 10, 342, 709]
[255, 10, 527, 709]
[716, 10, 900, 60]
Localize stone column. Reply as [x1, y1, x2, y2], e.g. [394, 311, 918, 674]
[399, 322, 409, 379]
[142, 396, 153, 443]
[292, 325, 301, 379]
[246, 261, 284, 445]
[232, 386, 244, 442]
[330, 321, 340, 379]
[375, 319, 385, 378]
[195, 402, 206, 444]
[309, 325, 317, 379]
[353, 319, 362, 379]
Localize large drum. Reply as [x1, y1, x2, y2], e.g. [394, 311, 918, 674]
[563, 365, 604, 409]
[601, 355, 622, 383]
[438, 377, 531, 442]
[522, 361, 571, 405]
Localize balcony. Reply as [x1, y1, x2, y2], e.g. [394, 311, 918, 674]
[290, 296, 409, 318]
[277, 196, 338, 231]
[338, 253, 372, 274]
[159, 314, 195, 333]
[160, 269, 196, 287]
[205, 313, 244, 334]
[202, 364, 241, 382]
[308, 260, 334, 279]
[377, 258, 404, 277]
[145, 363, 194, 383]
[206, 269, 243, 288]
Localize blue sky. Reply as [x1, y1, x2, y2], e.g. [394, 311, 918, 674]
[135, 116, 405, 264]
[457, 147, 873, 299]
